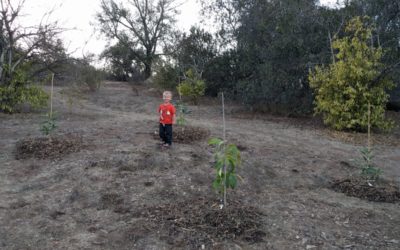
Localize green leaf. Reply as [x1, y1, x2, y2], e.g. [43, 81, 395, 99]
[213, 177, 224, 191]
[215, 158, 224, 171]
[208, 138, 223, 146]
[218, 167, 223, 177]
[227, 174, 237, 189]
[227, 156, 236, 169]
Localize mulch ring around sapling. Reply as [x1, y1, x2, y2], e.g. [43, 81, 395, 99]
[153, 125, 210, 144]
[132, 197, 266, 248]
[15, 134, 84, 160]
[173, 125, 210, 143]
[331, 177, 400, 203]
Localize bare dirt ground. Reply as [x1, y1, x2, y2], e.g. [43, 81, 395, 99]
[1, 81, 400, 250]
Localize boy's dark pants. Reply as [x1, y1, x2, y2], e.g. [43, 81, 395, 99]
[159, 123, 173, 145]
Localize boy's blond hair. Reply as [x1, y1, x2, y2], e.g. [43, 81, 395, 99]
[163, 91, 172, 100]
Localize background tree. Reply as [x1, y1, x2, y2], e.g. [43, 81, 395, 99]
[0, 0, 63, 84]
[309, 16, 394, 131]
[96, 0, 179, 79]
[219, 0, 334, 114]
[0, 0, 64, 113]
[100, 39, 142, 81]
[342, 0, 400, 110]
[174, 26, 216, 78]
[200, 0, 245, 47]
[203, 50, 240, 97]
[27, 37, 70, 81]
[153, 61, 179, 90]
[153, 26, 216, 92]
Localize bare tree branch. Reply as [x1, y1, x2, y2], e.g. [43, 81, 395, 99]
[0, 0, 65, 85]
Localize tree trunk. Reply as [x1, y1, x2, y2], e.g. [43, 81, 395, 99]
[0, 51, 5, 84]
[144, 62, 152, 79]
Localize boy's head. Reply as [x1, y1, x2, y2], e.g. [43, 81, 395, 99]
[163, 91, 172, 103]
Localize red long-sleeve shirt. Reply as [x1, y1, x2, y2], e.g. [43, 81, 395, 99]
[158, 103, 176, 125]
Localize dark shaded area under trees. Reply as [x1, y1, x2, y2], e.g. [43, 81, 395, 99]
[197, 0, 400, 115]
[146, 0, 400, 116]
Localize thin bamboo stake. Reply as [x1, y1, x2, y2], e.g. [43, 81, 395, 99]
[50, 73, 54, 118]
[178, 76, 182, 101]
[328, 31, 336, 64]
[367, 102, 371, 154]
[222, 92, 227, 208]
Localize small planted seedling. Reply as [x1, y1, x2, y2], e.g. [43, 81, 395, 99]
[209, 137, 241, 208]
[357, 147, 382, 181]
[175, 100, 190, 126]
[40, 112, 57, 136]
[356, 102, 382, 182]
[40, 73, 57, 136]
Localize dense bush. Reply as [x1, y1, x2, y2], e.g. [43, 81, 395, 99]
[174, 27, 216, 78]
[195, 0, 335, 114]
[100, 39, 146, 82]
[154, 64, 179, 90]
[345, 0, 400, 110]
[203, 51, 239, 97]
[232, 0, 333, 115]
[0, 68, 48, 113]
[78, 64, 105, 92]
[309, 17, 394, 131]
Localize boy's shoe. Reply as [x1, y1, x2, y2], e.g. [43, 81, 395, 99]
[162, 143, 171, 148]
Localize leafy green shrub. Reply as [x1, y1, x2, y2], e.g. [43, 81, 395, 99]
[208, 138, 241, 201]
[154, 64, 179, 90]
[309, 17, 395, 131]
[0, 68, 48, 113]
[177, 69, 205, 104]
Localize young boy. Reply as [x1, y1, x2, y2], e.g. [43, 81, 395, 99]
[158, 91, 176, 147]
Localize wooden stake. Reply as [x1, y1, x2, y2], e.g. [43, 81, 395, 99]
[367, 102, 371, 154]
[50, 73, 54, 118]
[222, 92, 227, 208]
[328, 31, 335, 64]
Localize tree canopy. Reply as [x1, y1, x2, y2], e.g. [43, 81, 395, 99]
[309, 16, 394, 131]
[96, 0, 179, 79]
